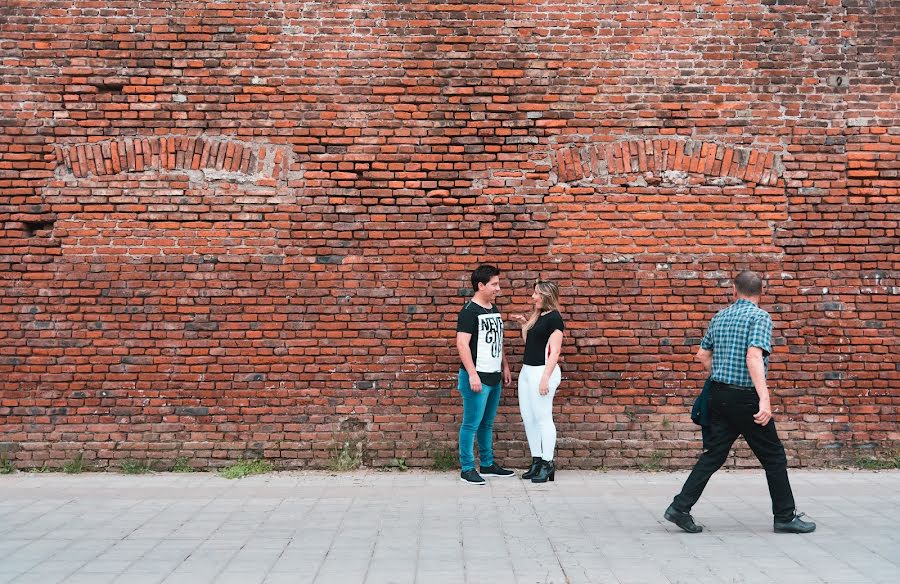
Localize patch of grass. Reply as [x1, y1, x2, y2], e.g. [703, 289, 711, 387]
[119, 459, 153, 474]
[63, 453, 84, 474]
[854, 453, 900, 470]
[219, 459, 273, 480]
[327, 442, 362, 472]
[171, 457, 195, 473]
[0, 455, 15, 474]
[377, 458, 409, 472]
[638, 451, 666, 471]
[27, 463, 54, 473]
[432, 448, 457, 471]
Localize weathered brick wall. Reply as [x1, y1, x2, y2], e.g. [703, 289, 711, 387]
[1, 0, 897, 470]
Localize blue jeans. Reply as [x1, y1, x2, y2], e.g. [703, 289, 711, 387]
[457, 369, 502, 471]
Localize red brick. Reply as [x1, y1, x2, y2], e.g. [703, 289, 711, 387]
[0, 1, 894, 472]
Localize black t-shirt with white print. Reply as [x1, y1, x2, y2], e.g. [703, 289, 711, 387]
[456, 301, 504, 386]
[523, 310, 565, 366]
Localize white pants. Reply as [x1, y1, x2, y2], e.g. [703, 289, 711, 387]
[518, 364, 561, 461]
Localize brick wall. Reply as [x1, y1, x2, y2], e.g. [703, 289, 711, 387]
[1, 0, 897, 470]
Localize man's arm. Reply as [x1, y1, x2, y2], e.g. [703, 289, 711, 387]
[696, 347, 712, 374]
[697, 317, 714, 374]
[747, 347, 772, 425]
[456, 332, 482, 393]
[501, 350, 511, 386]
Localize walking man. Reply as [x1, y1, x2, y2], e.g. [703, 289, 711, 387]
[455, 264, 514, 485]
[665, 271, 816, 533]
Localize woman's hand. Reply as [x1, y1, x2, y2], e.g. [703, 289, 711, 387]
[539, 377, 550, 395]
[511, 313, 527, 325]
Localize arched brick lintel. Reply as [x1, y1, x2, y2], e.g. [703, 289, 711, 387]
[53, 136, 291, 185]
[554, 139, 784, 186]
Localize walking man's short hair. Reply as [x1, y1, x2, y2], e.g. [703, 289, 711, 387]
[471, 264, 500, 291]
[734, 270, 763, 297]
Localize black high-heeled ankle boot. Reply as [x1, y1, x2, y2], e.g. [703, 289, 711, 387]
[522, 457, 542, 480]
[531, 460, 555, 483]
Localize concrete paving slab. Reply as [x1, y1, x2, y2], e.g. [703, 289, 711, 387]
[0, 469, 898, 583]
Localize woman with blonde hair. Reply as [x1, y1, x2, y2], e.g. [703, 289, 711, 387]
[512, 281, 565, 483]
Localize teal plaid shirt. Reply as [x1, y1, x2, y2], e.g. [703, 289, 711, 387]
[700, 299, 772, 387]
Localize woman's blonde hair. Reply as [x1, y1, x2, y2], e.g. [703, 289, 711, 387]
[523, 281, 561, 334]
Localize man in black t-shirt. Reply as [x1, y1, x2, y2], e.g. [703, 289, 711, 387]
[455, 264, 514, 485]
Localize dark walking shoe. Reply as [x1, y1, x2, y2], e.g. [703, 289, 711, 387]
[664, 504, 703, 533]
[774, 512, 816, 534]
[480, 463, 515, 477]
[531, 460, 555, 483]
[522, 457, 542, 480]
[460, 469, 486, 485]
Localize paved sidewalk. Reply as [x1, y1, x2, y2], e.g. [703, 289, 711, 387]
[0, 469, 897, 584]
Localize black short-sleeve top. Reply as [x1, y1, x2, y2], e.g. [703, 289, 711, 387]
[523, 310, 565, 366]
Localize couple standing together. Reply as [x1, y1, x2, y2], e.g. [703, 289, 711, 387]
[453, 265, 816, 535]
[455, 264, 563, 485]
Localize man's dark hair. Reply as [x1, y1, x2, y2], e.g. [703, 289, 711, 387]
[471, 264, 500, 291]
[734, 270, 763, 296]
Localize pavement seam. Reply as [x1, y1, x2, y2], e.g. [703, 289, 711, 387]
[309, 493, 351, 584]
[521, 478, 572, 584]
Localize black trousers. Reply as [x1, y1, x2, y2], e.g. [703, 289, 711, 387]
[672, 382, 796, 521]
